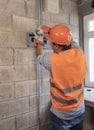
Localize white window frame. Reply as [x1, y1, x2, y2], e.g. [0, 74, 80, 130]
[84, 13, 94, 87]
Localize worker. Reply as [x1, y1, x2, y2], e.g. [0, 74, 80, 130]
[35, 24, 87, 130]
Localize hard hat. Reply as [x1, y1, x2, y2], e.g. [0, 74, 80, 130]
[46, 24, 73, 45]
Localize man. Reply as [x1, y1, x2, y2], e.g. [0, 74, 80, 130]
[36, 24, 87, 130]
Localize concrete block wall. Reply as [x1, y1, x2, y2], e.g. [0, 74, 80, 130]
[78, 0, 91, 4]
[0, 0, 79, 130]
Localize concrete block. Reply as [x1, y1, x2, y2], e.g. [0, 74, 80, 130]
[41, 79, 50, 93]
[29, 80, 37, 96]
[46, 0, 60, 13]
[0, 48, 13, 65]
[26, 0, 38, 19]
[0, 117, 15, 130]
[42, 13, 51, 26]
[15, 81, 30, 98]
[6, 1, 26, 16]
[30, 96, 38, 111]
[0, 31, 15, 48]
[0, 97, 29, 119]
[70, 11, 79, 26]
[0, 0, 9, 4]
[51, 13, 69, 25]
[13, 97, 29, 115]
[62, 0, 77, 13]
[15, 80, 37, 98]
[0, 13, 12, 31]
[29, 111, 38, 127]
[0, 83, 14, 101]
[62, 0, 71, 12]
[0, 31, 26, 48]
[29, 63, 37, 80]
[16, 112, 38, 130]
[69, 25, 79, 38]
[13, 31, 27, 48]
[16, 113, 30, 130]
[12, 15, 38, 32]
[40, 94, 50, 108]
[16, 111, 38, 130]
[1, 31, 27, 48]
[14, 48, 36, 64]
[0, 65, 29, 83]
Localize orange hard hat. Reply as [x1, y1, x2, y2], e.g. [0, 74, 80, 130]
[46, 24, 73, 45]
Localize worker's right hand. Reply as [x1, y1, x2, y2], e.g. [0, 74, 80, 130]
[35, 24, 51, 46]
[35, 38, 45, 46]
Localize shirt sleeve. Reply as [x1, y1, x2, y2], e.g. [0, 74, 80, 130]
[71, 41, 80, 49]
[37, 54, 51, 72]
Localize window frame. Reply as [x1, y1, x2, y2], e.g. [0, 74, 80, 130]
[78, 1, 94, 88]
[84, 14, 94, 87]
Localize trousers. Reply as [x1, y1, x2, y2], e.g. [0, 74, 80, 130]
[50, 111, 85, 130]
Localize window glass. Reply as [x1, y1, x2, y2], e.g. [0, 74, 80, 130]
[84, 13, 94, 87]
[88, 20, 94, 31]
[89, 38, 94, 82]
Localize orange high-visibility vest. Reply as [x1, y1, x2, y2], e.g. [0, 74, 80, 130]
[50, 48, 87, 111]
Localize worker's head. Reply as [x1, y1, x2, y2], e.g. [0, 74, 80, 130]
[46, 24, 73, 52]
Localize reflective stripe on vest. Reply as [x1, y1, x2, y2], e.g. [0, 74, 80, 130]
[50, 81, 82, 94]
[51, 89, 83, 105]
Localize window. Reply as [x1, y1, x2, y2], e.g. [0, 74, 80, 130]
[88, 20, 94, 31]
[84, 13, 94, 87]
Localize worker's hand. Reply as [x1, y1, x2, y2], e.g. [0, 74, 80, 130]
[35, 24, 50, 46]
[34, 31, 45, 46]
[35, 38, 44, 46]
